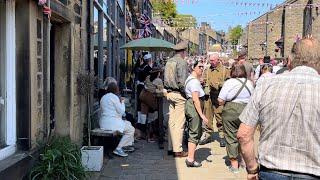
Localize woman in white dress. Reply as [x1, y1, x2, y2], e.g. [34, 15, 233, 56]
[99, 82, 135, 157]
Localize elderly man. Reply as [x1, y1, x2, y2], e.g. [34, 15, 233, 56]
[200, 52, 230, 146]
[164, 41, 189, 157]
[237, 37, 320, 179]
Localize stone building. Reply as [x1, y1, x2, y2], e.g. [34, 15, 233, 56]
[246, 0, 315, 60]
[181, 28, 200, 55]
[0, 0, 90, 178]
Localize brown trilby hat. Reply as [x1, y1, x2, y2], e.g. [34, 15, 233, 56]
[173, 41, 188, 51]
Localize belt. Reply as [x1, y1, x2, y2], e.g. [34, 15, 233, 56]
[260, 165, 320, 179]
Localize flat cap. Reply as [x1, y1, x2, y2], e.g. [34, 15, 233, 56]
[173, 41, 188, 51]
[238, 48, 247, 59]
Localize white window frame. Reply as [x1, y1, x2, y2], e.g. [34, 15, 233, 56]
[0, 0, 16, 161]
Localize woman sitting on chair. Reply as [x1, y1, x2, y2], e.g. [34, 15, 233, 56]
[99, 82, 135, 157]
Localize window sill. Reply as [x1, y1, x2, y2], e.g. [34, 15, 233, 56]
[0, 145, 16, 161]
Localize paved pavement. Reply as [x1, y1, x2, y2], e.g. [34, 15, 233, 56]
[90, 132, 249, 180]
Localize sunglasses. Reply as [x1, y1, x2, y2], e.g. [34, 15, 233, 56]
[198, 65, 204, 69]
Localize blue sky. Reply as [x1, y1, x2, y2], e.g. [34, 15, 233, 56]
[177, 0, 285, 31]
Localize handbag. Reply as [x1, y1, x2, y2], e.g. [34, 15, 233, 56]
[139, 89, 157, 110]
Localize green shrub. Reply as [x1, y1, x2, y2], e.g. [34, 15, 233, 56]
[30, 136, 88, 180]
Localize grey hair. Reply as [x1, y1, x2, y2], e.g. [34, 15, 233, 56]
[291, 37, 320, 72]
[103, 77, 117, 89]
[208, 52, 220, 59]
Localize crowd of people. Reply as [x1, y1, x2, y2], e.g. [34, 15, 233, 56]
[97, 36, 320, 179]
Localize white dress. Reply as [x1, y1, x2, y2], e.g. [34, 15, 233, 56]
[99, 93, 126, 133]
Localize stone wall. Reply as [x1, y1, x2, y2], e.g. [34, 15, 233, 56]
[27, 0, 88, 147]
[284, 0, 308, 57]
[246, 0, 313, 59]
[266, 7, 283, 59]
[248, 14, 267, 59]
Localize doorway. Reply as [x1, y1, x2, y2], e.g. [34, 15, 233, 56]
[49, 20, 71, 136]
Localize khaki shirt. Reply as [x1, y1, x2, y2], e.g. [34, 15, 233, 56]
[204, 63, 230, 94]
[164, 54, 188, 92]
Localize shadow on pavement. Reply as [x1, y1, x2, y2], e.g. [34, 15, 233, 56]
[195, 147, 212, 163]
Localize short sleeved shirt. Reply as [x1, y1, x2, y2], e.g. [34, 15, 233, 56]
[185, 75, 205, 98]
[218, 78, 254, 104]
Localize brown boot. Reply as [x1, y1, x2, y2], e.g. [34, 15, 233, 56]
[173, 151, 188, 158]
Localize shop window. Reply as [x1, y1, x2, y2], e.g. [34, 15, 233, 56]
[0, 0, 16, 160]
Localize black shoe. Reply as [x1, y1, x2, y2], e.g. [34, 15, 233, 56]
[199, 137, 211, 145]
[185, 159, 202, 167]
[220, 138, 226, 147]
[167, 150, 173, 156]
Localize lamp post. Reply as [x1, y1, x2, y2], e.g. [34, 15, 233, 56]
[260, 41, 267, 56]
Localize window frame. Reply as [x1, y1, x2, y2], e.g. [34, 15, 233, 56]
[0, 0, 16, 161]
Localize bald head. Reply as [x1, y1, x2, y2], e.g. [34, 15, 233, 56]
[291, 37, 320, 72]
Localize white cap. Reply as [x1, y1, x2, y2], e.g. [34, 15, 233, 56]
[143, 54, 152, 60]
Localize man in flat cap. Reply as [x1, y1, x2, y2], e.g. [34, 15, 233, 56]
[237, 49, 254, 81]
[164, 41, 189, 157]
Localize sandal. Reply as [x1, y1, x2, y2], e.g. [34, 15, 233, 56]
[185, 159, 202, 167]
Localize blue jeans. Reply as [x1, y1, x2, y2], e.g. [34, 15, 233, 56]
[259, 170, 319, 180]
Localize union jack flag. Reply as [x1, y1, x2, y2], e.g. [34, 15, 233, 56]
[137, 13, 152, 38]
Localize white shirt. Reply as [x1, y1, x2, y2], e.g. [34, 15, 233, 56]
[185, 75, 205, 98]
[218, 78, 254, 104]
[99, 93, 126, 133]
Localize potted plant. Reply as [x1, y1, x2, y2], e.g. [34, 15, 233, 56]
[77, 72, 103, 171]
[30, 136, 88, 179]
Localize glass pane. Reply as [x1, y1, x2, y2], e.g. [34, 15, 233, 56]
[0, 1, 6, 147]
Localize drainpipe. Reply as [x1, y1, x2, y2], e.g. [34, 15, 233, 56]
[47, 0, 53, 138]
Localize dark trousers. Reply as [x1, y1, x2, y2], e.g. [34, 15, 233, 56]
[259, 166, 320, 180]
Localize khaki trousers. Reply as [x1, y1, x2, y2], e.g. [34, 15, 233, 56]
[166, 92, 186, 152]
[202, 95, 224, 139]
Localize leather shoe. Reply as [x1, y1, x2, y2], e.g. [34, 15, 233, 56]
[185, 159, 202, 167]
[167, 150, 173, 156]
[173, 151, 188, 158]
[220, 138, 226, 147]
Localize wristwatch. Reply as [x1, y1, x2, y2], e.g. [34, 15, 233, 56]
[246, 166, 259, 174]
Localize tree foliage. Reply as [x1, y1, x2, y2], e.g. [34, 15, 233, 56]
[228, 25, 243, 46]
[151, 0, 177, 19]
[173, 14, 197, 31]
[150, 1, 197, 32]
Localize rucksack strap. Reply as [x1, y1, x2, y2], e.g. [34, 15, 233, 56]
[229, 78, 250, 102]
[184, 77, 197, 87]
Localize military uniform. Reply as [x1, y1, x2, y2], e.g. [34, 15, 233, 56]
[202, 63, 230, 143]
[164, 41, 189, 155]
[164, 54, 188, 153]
